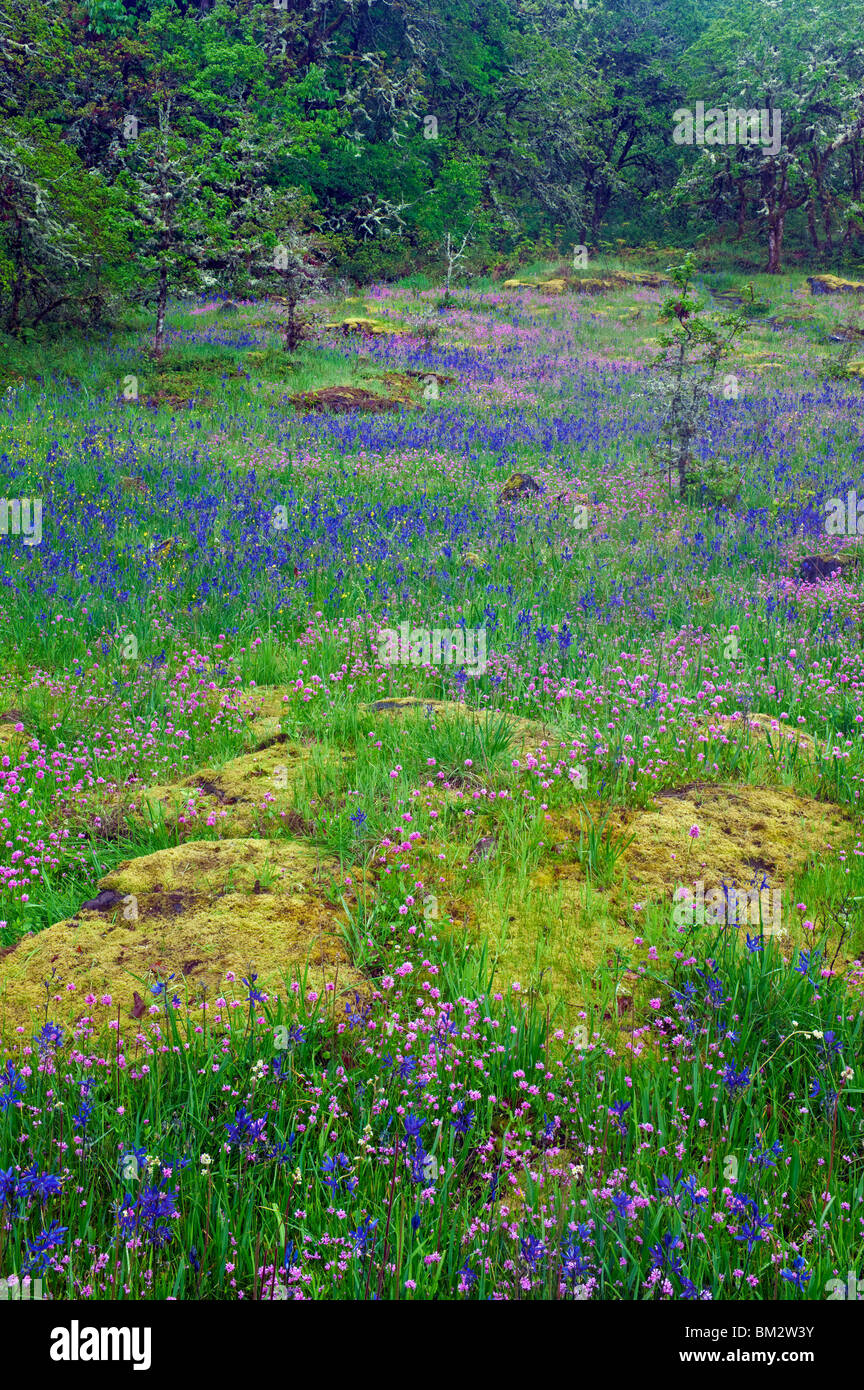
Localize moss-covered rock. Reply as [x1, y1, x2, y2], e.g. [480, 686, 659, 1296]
[460, 783, 850, 1021]
[133, 738, 320, 839]
[360, 697, 554, 765]
[0, 839, 363, 1043]
[807, 274, 864, 295]
[321, 317, 398, 336]
[497, 472, 542, 502]
[699, 713, 816, 757]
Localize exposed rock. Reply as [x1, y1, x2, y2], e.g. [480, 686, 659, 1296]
[497, 472, 542, 502]
[501, 271, 668, 295]
[807, 274, 864, 295]
[463, 782, 851, 1021]
[799, 555, 850, 582]
[81, 890, 126, 912]
[766, 313, 812, 331]
[288, 386, 401, 414]
[827, 326, 864, 343]
[469, 835, 497, 862]
[569, 276, 624, 294]
[132, 737, 336, 839]
[0, 839, 363, 1041]
[321, 317, 398, 337]
[120, 475, 152, 501]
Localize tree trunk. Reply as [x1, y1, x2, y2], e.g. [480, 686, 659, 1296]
[766, 216, 784, 273]
[736, 184, 748, 240]
[590, 186, 610, 241]
[6, 219, 24, 335]
[153, 262, 168, 361]
[807, 199, 820, 254]
[7, 273, 23, 337]
[821, 193, 834, 254]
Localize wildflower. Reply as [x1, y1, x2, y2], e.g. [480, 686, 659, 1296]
[242, 974, 265, 1005]
[608, 1098, 631, 1134]
[679, 1175, 708, 1209]
[345, 992, 370, 1029]
[722, 1063, 750, 1096]
[561, 1238, 590, 1285]
[72, 1078, 96, 1130]
[117, 1179, 179, 1249]
[350, 1217, 378, 1254]
[736, 1219, 771, 1253]
[680, 1276, 711, 1300]
[519, 1233, 545, 1270]
[321, 1152, 353, 1196]
[0, 1061, 25, 1111]
[648, 1231, 684, 1276]
[22, 1220, 68, 1274]
[224, 1107, 267, 1151]
[451, 1100, 474, 1135]
[748, 1138, 782, 1169]
[34, 1021, 64, 1053]
[20, 1167, 63, 1203]
[610, 1192, 630, 1219]
[780, 1257, 811, 1291]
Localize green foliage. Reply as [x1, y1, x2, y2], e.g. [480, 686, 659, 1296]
[650, 254, 751, 498]
[3, 0, 864, 329]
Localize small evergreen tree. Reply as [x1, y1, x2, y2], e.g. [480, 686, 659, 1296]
[649, 254, 750, 499]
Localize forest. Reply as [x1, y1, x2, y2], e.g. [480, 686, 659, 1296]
[3, 0, 864, 342]
[1, 0, 864, 1332]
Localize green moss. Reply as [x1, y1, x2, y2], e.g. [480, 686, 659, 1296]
[0, 838, 364, 1042]
[458, 783, 851, 1023]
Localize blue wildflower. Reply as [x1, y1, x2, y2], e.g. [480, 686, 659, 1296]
[780, 1257, 811, 1291]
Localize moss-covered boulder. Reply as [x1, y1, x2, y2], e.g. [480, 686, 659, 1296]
[807, 274, 864, 295]
[132, 738, 324, 839]
[360, 697, 552, 759]
[288, 386, 402, 414]
[497, 472, 542, 502]
[321, 317, 398, 336]
[460, 782, 850, 1021]
[0, 839, 363, 1043]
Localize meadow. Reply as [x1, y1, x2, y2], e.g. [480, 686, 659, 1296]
[0, 259, 863, 1302]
